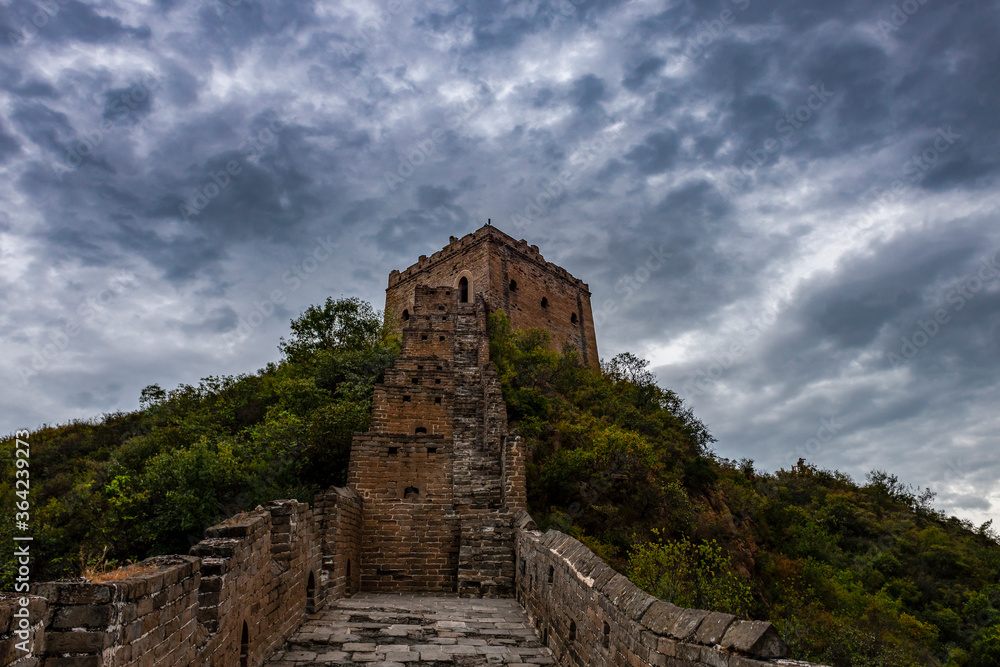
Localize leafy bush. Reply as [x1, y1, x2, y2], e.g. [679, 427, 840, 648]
[629, 534, 753, 616]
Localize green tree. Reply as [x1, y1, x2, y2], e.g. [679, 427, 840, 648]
[278, 296, 388, 362]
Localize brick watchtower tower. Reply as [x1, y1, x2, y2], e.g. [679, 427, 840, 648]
[385, 225, 599, 368]
[346, 225, 587, 597]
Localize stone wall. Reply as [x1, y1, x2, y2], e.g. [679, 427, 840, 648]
[0, 595, 45, 666]
[2, 493, 361, 667]
[384, 224, 599, 368]
[315, 486, 362, 600]
[348, 285, 517, 597]
[514, 512, 829, 667]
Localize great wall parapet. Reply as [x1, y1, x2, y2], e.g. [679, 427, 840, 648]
[2, 495, 358, 667]
[513, 511, 829, 667]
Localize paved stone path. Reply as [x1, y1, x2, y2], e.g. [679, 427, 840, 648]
[265, 593, 557, 666]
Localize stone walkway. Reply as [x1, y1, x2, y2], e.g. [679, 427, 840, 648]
[265, 593, 557, 666]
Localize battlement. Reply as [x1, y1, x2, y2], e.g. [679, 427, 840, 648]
[387, 225, 589, 292]
[4, 493, 361, 667]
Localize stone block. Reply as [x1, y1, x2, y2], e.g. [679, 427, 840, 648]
[693, 612, 736, 646]
[720, 620, 788, 658]
[666, 608, 709, 641]
[44, 631, 104, 654]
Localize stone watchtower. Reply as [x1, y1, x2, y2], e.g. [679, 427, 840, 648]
[385, 225, 599, 368]
[346, 225, 594, 597]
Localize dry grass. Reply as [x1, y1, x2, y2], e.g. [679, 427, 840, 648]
[85, 562, 160, 582]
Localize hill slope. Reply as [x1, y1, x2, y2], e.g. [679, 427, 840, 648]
[2, 298, 998, 667]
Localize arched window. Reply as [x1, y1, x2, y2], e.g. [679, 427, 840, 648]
[509, 279, 517, 291]
[603, 621, 610, 648]
[569, 620, 577, 641]
[415, 427, 427, 434]
[306, 571, 316, 614]
[459, 276, 469, 303]
[571, 312, 578, 324]
[402, 309, 409, 321]
[541, 297, 549, 309]
[240, 621, 249, 667]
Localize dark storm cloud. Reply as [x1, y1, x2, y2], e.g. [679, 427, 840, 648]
[625, 131, 680, 175]
[622, 57, 664, 91]
[1, 0, 998, 521]
[1, 0, 150, 48]
[569, 74, 606, 111]
[101, 85, 154, 124]
[0, 119, 20, 161]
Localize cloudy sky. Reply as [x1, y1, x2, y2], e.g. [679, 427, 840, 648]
[1, 0, 998, 524]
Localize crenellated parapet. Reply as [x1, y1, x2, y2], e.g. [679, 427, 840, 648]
[514, 512, 830, 667]
[2, 493, 361, 667]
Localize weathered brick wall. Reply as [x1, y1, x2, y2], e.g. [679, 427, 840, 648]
[0, 595, 46, 667]
[21, 555, 201, 667]
[348, 433, 460, 592]
[7, 490, 361, 667]
[315, 486, 361, 600]
[453, 296, 516, 596]
[385, 225, 599, 367]
[515, 512, 829, 667]
[348, 286, 517, 597]
[502, 433, 528, 513]
[488, 236, 599, 368]
[385, 235, 491, 327]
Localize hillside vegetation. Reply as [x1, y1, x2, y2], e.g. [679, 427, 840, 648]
[3, 298, 999, 667]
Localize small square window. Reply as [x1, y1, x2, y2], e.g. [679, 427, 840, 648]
[403, 395, 411, 402]
[388, 447, 398, 455]
[435, 379, 441, 384]
[422, 334, 428, 340]
[439, 335, 445, 341]
[434, 397, 442, 404]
